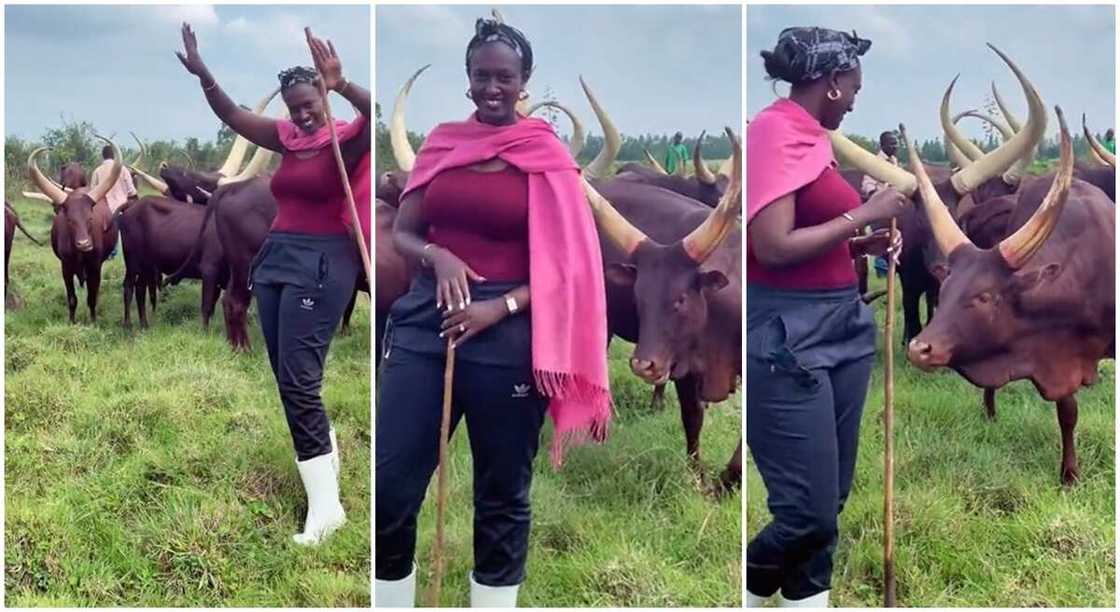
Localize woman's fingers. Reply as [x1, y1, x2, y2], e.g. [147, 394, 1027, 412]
[436, 279, 448, 310]
[448, 277, 465, 312]
[327, 40, 338, 59]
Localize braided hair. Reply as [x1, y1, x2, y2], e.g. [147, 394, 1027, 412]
[465, 18, 533, 81]
[278, 66, 319, 92]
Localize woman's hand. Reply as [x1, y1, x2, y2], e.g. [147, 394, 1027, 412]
[861, 187, 910, 224]
[428, 246, 487, 311]
[440, 299, 507, 348]
[175, 23, 209, 79]
[305, 27, 343, 91]
[851, 228, 903, 263]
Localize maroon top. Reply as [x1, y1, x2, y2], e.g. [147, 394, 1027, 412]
[270, 149, 350, 235]
[747, 164, 859, 290]
[422, 165, 530, 282]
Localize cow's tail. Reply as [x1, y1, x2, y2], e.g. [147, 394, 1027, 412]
[13, 216, 43, 247]
[163, 196, 218, 288]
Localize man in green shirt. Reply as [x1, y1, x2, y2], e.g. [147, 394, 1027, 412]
[1104, 129, 1115, 154]
[664, 131, 689, 174]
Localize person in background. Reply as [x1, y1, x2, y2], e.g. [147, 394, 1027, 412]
[860, 130, 900, 278]
[664, 131, 689, 174]
[1104, 128, 1115, 154]
[90, 144, 137, 258]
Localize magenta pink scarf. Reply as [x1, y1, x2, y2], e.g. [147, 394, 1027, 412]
[276, 116, 371, 249]
[747, 98, 834, 224]
[401, 113, 612, 465]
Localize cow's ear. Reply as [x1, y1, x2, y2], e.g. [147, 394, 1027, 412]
[605, 263, 637, 287]
[695, 270, 729, 293]
[1009, 263, 1062, 294]
[930, 262, 949, 282]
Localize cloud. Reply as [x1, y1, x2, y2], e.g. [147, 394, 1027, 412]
[152, 4, 219, 26]
[378, 5, 469, 51]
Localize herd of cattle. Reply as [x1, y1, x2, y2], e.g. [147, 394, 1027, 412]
[377, 67, 745, 492]
[5, 43, 1112, 491]
[7, 87, 369, 352]
[835, 44, 1115, 485]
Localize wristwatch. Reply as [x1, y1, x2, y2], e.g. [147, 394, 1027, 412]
[505, 295, 519, 314]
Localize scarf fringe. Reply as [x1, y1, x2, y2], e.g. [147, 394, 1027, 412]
[536, 368, 613, 468]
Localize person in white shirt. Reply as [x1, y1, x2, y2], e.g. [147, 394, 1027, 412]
[859, 130, 899, 200]
[89, 144, 137, 258]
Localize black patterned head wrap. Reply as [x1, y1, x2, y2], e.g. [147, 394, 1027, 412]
[465, 18, 534, 81]
[278, 66, 319, 92]
[761, 27, 871, 84]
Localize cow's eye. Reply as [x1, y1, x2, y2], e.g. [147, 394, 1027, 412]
[975, 292, 994, 305]
[673, 295, 687, 311]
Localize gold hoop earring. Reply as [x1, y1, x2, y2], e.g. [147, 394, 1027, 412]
[827, 88, 842, 101]
[465, 90, 473, 100]
[518, 90, 529, 101]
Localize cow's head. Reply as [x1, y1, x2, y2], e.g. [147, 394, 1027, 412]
[589, 127, 742, 395]
[29, 136, 122, 253]
[158, 164, 219, 204]
[904, 106, 1075, 387]
[59, 162, 87, 189]
[376, 170, 409, 206]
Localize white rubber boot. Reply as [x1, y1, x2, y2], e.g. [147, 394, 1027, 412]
[329, 427, 340, 482]
[778, 590, 829, 608]
[470, 572, 519, 608]
[292, 453, 346, 545]
[375, 564, 416, 608]
[747, 589, 772, 608]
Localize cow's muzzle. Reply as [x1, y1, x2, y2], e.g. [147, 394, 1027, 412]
[76, 239, 93, 252]
[907, 339, 949, 371]
[630, 358, 670, 385]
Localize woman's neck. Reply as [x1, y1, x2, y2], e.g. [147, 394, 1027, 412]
[788, 87, 825, 126]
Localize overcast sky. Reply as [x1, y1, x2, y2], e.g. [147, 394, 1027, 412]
[747, 4, 1115, 142]
[376, 4, 741, 139]
[5, 4, 369, 142]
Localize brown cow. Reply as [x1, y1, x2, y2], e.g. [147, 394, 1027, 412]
[27, 136, 123, 323]
[5, 201, 43, 309]
[904, 107, 1114, 485]
[116, 195, 226, 328]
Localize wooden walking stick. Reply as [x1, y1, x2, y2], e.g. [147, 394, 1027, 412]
[429, 337, 456, 606]
[884, 217, 898, 607]
[304, 27, 372, 284]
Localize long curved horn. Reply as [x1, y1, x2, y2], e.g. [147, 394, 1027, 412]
[219, 110, 287, 185]
[22, 191, 56, 204]
[581, 76, 621, 179]
[681, 127, 742, 263]
[129, 165, 169, 194]
[27, 148, 68, 205]
[941, 77, 986, 162]
[128, 131, 145, 167]
[829, 131, 917, 196]
[1082, 114, 1115, 168]
[390, 65, 429, 172]
[643, 148, 668, 175]
[945, 110, 977, 170]
[528, 100, 586, 158]
[178, 150, 195, 170]
[991, 82, 1023, 133]
[950, 44, 1047, 195]
[693, 131, 718, 185]
[962, 110, 1015, 141]
[86, 135, 123, 204]
[900, 123, 972, 256]
[581, 180, 648, 257]
[998, 106, 1074, 268]
[217, 86, 280, 177]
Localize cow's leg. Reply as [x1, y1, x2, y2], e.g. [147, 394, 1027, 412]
[674, 375, 704, 467]
[122, 269, 135, 328]
[62, 265, 78, 324]
[1056, 395, 1080, 486]
[983, 387, 997, 421]
[650, 383, 667, 412]
[149, 276, 159, 311]
[900, 276, 921, 345]
[136, 274, 149, 329]
[86, 264, 101, 323]
[339, 285, 358, 336]
[224, 285, 252, 352]
[717, 440, 742, 493]
[200, 276, 220, 330]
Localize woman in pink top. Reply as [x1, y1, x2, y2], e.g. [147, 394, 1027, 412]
[746, 27, 911, 608]
[177, 23, 369, 547]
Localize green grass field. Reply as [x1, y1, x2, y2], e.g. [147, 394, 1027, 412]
[746, 274, 1116, 607]
[4, 195, 371, 606]
[396, 340, 743, 607]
